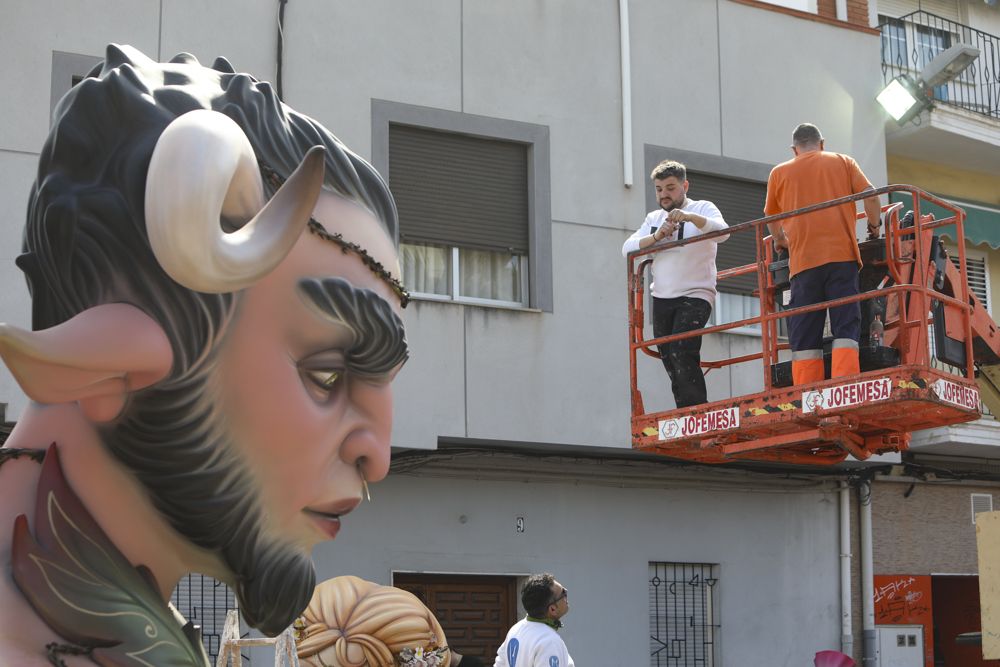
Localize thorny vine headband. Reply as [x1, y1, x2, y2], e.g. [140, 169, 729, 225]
[259, 161, 410, 307]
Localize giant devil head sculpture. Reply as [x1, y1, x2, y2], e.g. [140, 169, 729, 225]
[0, 44, 408, 662]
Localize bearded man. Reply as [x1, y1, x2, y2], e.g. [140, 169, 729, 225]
[622, 160, 729, 409]
[0, 44, 408, 666]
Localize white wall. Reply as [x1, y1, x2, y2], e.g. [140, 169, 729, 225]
[311, 461, 844, 666]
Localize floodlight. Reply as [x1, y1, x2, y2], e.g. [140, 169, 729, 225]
[876, 41, 981, 126]
[876, 75, 928, 124]
[921, 43, 980, 89]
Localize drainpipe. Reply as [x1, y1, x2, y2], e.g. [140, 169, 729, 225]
[840, 481, 854, 657]
[618, 0, 633, 188]
[860, 479, 876, 666]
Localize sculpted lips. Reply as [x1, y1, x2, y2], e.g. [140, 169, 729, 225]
[304, 498, 361, 539]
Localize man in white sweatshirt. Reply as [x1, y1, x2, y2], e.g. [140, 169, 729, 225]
[622, 160, 729, 408]
[494, 573, 574, 667]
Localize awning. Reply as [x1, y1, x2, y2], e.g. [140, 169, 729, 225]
[889, 193, 1000, 250]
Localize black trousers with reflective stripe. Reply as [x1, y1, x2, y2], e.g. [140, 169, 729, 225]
[652, 296, 712, 408]
[788, 261, 860, 352]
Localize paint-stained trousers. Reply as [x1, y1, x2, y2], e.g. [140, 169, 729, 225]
[652, 296, 712, 408]
[788, 261, 861, 384]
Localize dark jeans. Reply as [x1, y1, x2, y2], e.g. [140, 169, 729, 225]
[652, 296, 712, 408]
[788, 261, 861, 351]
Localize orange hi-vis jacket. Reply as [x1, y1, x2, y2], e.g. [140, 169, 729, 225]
[764, 150, 873, 278]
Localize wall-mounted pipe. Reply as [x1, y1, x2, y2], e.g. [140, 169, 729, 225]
[860, 480, 876, 666]
[840, 481, 854, 658]
[618, 0, 633, 188]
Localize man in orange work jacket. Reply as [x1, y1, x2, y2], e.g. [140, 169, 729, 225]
[764, 123, 882, 385]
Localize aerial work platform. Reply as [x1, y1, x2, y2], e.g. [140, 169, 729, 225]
[628, 185, 998, 466]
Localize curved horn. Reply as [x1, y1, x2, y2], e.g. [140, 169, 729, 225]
[144, 109, 326, 293]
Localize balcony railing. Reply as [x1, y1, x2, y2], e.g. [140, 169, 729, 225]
[880, 10, 1000, 119]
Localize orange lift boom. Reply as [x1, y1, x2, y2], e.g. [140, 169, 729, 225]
[627, 185, 1000, 466]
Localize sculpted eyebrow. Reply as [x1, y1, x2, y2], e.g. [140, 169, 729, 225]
[297, 277, 409, 377]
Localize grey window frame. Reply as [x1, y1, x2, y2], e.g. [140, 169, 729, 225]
[50, 51, 102, 121]
[372, 100, 552, 312]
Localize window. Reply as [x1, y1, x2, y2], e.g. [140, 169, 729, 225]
[950, 250, 990, 313]
[649, 562, 718, 667]
[50, 51, 101, 120]
[372, 101, 552, 311]
[915, 24, 952, 100]
[687, 171, 769, 335]
[879, 15, 963, 102]
[880, 16, 908, 69]
[758, 0, 817, 11]
[391, 125, 529, 307]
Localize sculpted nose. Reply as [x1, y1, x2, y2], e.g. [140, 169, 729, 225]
[338, 381, 393, 482]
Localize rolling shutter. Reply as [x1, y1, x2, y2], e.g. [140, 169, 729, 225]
[687, 171, 768, 296]
[878, 0, 959, 22]
[389, 124, 529, 254]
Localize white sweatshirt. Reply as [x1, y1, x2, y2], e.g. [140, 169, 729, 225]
[494, 618, 574, 667]
[621, 199, 729, 304]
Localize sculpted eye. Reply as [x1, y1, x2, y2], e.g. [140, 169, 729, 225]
[298, 350, 348, 401]
[300, 368, 343, 402]
[305, 370, 341, 390]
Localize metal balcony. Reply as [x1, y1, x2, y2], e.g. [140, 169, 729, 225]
[880, 10, 1000, 120]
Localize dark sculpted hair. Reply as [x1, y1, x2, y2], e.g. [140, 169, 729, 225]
[521, 573, 557, 618]
[650, 160, 687, 183]
[792, 122, 824, 147]
[20, 44, 398, 635]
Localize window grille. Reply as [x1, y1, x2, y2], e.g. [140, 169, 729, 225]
[649, 562, 719, 667]
[171, 574, 244, 664]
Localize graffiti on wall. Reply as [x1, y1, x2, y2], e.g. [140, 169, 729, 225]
[874, 574, 933, 667]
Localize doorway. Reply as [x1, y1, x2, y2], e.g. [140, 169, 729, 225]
[394, 573, 519, 663]
[931, 575, 1000, 666]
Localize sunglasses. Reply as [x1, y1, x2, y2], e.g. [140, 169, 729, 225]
[550, 587, 568, 605]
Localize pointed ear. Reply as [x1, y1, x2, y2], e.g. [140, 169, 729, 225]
[0, 304, 174, 422]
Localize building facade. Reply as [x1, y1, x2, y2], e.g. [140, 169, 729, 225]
[871, 1, 1000, 665]
[11, 1, 995, 665]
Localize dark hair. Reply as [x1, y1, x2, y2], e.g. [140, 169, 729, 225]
[792, 122, 824, 147]
[521, 573, 558, 617]
[20, 44, 398, 635]
[650, 159, 687, 183]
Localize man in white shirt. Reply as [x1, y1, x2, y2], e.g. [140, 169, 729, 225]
[494, 573, 574, 667]
[622, 160, 729, 408]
